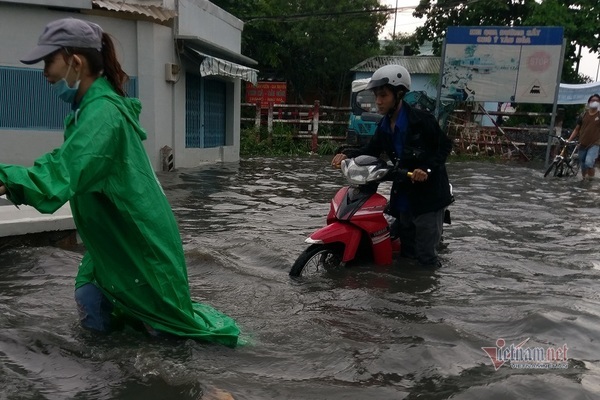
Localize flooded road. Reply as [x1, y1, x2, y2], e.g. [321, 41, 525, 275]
[2, 157, 600, 399]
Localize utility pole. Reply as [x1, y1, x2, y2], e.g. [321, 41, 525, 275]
[392, 0, 398, 38]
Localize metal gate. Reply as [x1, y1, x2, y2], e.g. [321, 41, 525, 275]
[185, 73, 226, 148]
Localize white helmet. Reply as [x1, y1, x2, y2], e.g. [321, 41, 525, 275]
[366, 64, 411, 92]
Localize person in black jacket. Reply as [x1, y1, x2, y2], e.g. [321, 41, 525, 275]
[331, 64, 453, 268]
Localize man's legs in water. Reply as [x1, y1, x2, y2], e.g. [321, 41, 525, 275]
[414, 208, 445, 268]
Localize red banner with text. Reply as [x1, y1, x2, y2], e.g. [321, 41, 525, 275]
[245, 81, 287, 107]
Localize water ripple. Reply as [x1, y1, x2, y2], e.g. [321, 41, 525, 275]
[1, 158, 600, 399]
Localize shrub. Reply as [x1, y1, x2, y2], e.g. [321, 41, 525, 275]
[240, 125, 341, 156]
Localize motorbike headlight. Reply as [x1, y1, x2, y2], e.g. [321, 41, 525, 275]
[367, 168, 389, 182]
[341, 159, 388, 185]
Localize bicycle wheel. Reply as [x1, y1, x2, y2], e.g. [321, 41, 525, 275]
[567, 159, 580, 177]
[554, 162, 565, 177]
[544, 162, 558, 177]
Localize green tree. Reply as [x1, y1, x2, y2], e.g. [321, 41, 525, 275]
[412, 0, 599, 83]
[526, 0, 599, 81]
[211, 0, 388, 106]
[381, 33, 419, 56]
[411, 0, 599, 128]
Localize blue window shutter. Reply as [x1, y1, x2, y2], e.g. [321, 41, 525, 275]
[185, 73, 203, 148]
[203, 79, 226, 148]
[0, 66, 138, 130]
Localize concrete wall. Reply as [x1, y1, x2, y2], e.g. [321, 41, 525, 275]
[174, 0, 245, 166]
[0, 4, 144, 164]
[135, 20, 177, 168]
[0, 1, 245, 170]
[177, 0, 243, 53]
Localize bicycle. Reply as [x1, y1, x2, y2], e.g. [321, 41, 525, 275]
[544, 135, 580, 178]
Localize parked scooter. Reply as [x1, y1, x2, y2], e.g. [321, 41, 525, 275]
[289, 155, 411, 277]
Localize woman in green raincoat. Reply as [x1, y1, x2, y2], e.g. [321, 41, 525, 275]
[0, 18, 239, 347]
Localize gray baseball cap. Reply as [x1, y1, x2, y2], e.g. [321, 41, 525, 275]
[20, 18, 103, 65]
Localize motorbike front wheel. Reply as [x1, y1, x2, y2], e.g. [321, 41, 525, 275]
[289, 244, 344, 277]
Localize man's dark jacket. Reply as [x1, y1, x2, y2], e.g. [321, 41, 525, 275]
[343, 101, 453, 216]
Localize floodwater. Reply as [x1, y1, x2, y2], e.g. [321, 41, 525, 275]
[2, 157, 600, 400]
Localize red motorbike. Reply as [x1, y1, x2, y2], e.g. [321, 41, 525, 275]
[290, 156, 410, 277]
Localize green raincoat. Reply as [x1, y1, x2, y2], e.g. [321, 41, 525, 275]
[0, 78, 239, 347]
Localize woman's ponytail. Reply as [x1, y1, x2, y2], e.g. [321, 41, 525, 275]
[100, 33, 128, 97]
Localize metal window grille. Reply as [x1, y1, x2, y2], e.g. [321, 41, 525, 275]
[0, 66, 137, 130]
[185, 73, 226, 148]
[203, 79, 226, 148]
[185, 73, 203, 148]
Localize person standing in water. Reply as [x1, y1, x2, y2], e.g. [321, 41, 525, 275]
[0, 18, 239, 346]
[568, 94, 600, 181]
[331, 65, 453, 268]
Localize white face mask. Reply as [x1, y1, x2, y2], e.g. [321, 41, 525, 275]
[589, 101, 600, 110]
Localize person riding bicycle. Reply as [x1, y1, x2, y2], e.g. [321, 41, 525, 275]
[567, 94, 600, 181]
[331, 64, 453, 268]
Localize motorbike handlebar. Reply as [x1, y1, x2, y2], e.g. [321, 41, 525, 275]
[387, 168, 431, 182]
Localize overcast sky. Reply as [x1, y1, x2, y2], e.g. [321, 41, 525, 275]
[379, 0, 599, 81]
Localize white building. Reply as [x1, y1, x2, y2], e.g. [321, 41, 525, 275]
[0, 0, 258, 170]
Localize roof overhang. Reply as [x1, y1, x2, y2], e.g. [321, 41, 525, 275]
[176, 35, 258, 67]
[91, 0, 177, 23]
[184, 47, 258, 85]
[4, 0, 91, 9]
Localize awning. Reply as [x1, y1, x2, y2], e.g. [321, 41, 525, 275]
[177, 35, 258, 66]
[186, 47, 258, 85]
[92, 0, 177, 23]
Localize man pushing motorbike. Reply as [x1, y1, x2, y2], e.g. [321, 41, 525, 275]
[331, 64, 453, 268]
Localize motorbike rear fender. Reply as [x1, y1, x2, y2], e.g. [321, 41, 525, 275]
[307, 222, 362, 263]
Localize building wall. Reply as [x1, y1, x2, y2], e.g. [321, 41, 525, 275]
[0, 4, 143, 164]
[175, 0, 245, 166]
[0, 1, 246, 171]
[177, 0, 243, 53]
[135, 20, 177, 169]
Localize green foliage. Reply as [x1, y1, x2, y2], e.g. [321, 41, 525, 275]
[410, 0, 598, 128]
[210, 0, 388, 106]
[413, 0, 524, 54]
[315, 140, 341, 156]
[240, 125, 342, 157]
[381, 33, 419, 56]
[412, 0, 599, 84]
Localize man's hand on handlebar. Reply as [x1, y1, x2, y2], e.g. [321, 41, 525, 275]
[410, 168, 429, 183]
[331, 153, 347, 169]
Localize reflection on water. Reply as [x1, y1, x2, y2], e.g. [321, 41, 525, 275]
[2, 158, 600, 399]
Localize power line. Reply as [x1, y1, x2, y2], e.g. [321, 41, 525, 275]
[244, 6, 418, 23]
[243, 0, 493, 23]
[242, 0, 489, 25]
